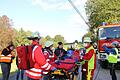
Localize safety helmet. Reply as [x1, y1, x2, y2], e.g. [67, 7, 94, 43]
[45, 41, 54, 47]
[31, 31, 41, 39]
[27, 31, 41, 40]
[67, 50, 74, 57]
[112, 41, 119, 47]
[83, 37, 92, 43]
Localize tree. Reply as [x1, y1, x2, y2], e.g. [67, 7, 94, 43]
[86, 0, 120, 33]
[53, 35, 65, 48]
[45, 35, 52, 41]
[53, 35, 65, 43]
[0, 15, 15, 49]
[14, 28, 32, 46]
[40, 37, 47, 47]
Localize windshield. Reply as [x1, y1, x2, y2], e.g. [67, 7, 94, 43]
[99, 26, 120, 39]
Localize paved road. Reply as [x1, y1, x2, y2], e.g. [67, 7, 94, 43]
[0, 62, 120, 80]
[93, 63, 120, 80]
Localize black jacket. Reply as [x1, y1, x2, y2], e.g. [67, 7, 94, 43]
[54, 47, 67, 57]
[2, 47, 11, 56]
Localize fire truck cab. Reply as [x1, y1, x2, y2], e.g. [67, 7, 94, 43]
[98, 24, 120, 68]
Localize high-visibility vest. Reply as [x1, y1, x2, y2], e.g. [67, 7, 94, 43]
[86, 46, 95, 70]
[86, 46, 95, 80]
[108, 48, 118, 63]
[0, 48, 14, 63]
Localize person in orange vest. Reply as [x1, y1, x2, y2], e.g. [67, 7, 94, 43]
[25, 32, 56, 80]
[0, 43, 15, 80]
[81, 37, 96, 80]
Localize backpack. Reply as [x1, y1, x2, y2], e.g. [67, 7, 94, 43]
[16, 45, 35, 70]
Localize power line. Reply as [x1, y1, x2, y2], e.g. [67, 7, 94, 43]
[67, 0, 90, 27]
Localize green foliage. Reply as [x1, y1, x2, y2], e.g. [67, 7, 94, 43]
[45, 35, 52, 41]
[0, 15, 66, 49]
[53, 35, 65, 43]
[85, 0, 120, 42]
[53, 35, 65, 47]
[86, 0, 120, 32]
[40, 37, 47, 47]
[14, 28, 32, 46]
[41, 35, 65, 48]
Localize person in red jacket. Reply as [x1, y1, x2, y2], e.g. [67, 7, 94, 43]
[43, 41, 57, 64]
[25, 32, 56, 80]
[43, 41, 57, 80]
[81, 37, 96, 80]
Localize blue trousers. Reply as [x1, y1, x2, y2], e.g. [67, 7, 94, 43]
[1, 63, 11, 80]
[16, 69, 24, 80]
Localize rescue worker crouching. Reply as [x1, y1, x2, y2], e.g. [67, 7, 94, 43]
[0, 42, 15, 80]
[25, 31, 56, 80]
[43, 41, 57, 80]
[103, 41, 119, 80]
[81, 37, 96, 80]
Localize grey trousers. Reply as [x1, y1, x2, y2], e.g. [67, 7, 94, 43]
[1, 63, 11, 80]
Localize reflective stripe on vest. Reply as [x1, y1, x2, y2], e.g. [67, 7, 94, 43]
[0, 54, 12, 63]
[25, 68, 42, 79]
[26, 46, 43, 79]
[41, 62, 51, 70]
[32, 46, 38, 62]
[108, 48, 118, 63]
[41, 62, 52, 75]
[26, 46, 52, 79]
[86, 46, 95, 69]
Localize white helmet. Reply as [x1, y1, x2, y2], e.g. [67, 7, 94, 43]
[27, 31, 41, 40]
[31, 31, 41, 39]
[83, 37, 92, 43]
[45, 41, 54, 47]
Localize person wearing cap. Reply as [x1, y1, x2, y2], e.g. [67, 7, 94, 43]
[43, 41, 57, 64]
[81, 37, 96, 80]
[25, 32, 56, 80]
[103, 41, 119, 80]
[54, 42, 67, 60]
[0, 42, 15, 80]
[43, 41, 57, 80]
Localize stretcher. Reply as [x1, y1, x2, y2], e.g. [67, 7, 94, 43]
[49, 59, 79, 80]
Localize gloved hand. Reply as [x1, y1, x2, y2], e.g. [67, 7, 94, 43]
[51, 67, 57, 71]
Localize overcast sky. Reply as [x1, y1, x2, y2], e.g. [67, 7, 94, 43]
[0, 0, 88, 42]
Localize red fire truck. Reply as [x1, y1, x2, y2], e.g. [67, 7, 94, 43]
[98, 24, 120, 68]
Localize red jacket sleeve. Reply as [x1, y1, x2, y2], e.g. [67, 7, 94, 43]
[34, 47, 46, 66]
[83, 49, 94, 61]
[34, 47, 54, 70]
